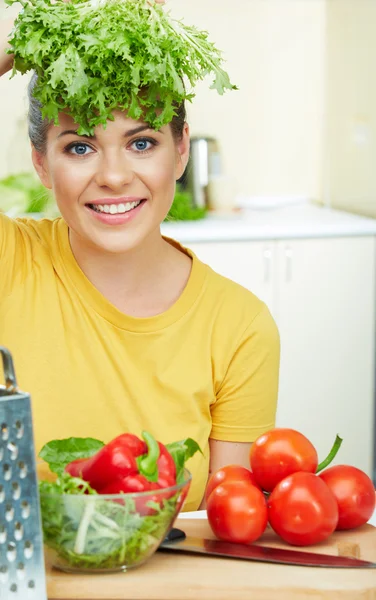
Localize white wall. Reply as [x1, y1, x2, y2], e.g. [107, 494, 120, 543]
[324, 0, 376, 217]
[0, 0, 326, 200]
[0, 2, 33, 176]
[168, 0, 326, 199]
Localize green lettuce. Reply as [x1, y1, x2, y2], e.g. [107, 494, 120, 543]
[6, 0, 237, 135]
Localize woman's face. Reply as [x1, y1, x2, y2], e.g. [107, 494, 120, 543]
[32, 111, 190, 254]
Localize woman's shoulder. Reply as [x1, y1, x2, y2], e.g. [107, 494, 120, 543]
[182, 245, 278, 339]
[1, 213, 62, 245]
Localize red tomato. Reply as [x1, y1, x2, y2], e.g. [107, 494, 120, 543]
[205, 464, 261, 502]
[267, 472, 339, 546]
[319, 465, 375, 530]
[250, 428, 318, 492]
[207, 480, 268, 544]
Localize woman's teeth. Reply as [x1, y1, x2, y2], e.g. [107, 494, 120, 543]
[91, 200, 142, 214]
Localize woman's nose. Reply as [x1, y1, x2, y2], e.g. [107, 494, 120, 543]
[95, 152, 134, 190]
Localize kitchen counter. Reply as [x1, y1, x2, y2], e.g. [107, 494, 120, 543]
[161, 203, 376, 243]
[46, 515, 376, 599]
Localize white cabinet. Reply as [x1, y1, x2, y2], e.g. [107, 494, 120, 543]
[188, 241, 276, 316]
[189, 236, 376, 478]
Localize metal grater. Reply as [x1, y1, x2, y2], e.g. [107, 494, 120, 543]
[0, 347, 47, 599]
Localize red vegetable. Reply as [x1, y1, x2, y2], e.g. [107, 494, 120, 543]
[207, 480, 268, 544]
[267, 471, 339, 546]
[65, 457, 89, 478]
[205, 464, 261, 502]
[136, 432, 176, 488]
[250, 428, 318, 492]
[156, 442, 177, 488]
[100, 474, 161, 494]
[65, 433, 147, 491]
[100, 474, 162, 515]
[319, 465, 376, 530]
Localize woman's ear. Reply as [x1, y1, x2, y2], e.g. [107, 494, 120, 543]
[31, 145, 52, 189]
[175, 123, 190, 181]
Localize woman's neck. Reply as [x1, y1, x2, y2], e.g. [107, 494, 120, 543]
[69, 228, 192, 317]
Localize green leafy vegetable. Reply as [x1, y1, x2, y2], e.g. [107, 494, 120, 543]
[165, 185, 206, 222]
[166, 437, 202, 484]
[39, 471, 186, 570]
[6, 0, 237, 135]
[38, 434, 197, 569]
[39, 436, 105, 475]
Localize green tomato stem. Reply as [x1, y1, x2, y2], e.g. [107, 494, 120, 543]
[316, 434, 343, 474]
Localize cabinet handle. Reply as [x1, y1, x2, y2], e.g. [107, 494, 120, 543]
[285, 246, 293, 282]
[263, 247, 272, 282]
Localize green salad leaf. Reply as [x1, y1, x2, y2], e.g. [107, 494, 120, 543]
[6, 0, 237, 135]
[166, 437, 202, 484]
[39, 473, 179, 569]
[39, 436, 105, 475]
[38, 433, 198, 569]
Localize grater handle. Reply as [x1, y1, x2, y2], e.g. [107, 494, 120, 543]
[0, 346, 18, 392]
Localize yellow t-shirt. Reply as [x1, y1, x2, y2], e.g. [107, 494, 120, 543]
[0, 214, 280, 510]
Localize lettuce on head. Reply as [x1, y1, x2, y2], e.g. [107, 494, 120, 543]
[6, 0, 237, 135]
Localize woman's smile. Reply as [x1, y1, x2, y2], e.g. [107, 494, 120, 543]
[86, 197, 147, 225]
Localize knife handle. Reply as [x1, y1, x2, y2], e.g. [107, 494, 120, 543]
[163, 528, 186, 543]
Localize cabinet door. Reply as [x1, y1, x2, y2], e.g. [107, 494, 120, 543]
[275, 236, 375, 477]
[187, 241, 276, 314]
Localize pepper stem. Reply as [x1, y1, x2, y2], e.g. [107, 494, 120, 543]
[316, 434, 343, 474]
[137, 431, 160, 482]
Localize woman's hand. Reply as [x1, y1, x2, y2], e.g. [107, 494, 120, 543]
[0, 18, 14, 77]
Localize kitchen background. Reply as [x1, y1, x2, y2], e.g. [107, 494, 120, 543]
[0, 0, 375, 481]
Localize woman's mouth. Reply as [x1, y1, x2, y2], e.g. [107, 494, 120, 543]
[88, 199, 143, 214]
[85, 199, 146, 225]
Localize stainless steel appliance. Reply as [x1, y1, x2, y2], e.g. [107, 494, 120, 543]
[180, 136, 221, 209]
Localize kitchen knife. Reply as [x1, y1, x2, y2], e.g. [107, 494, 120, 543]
[159, 528, 376, 568]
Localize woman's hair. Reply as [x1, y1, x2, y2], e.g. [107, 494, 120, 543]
[27, 72, 186, 153]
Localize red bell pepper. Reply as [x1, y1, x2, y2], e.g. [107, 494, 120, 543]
[156, 442, 176, 488]
[65, 433, 147, 491]
[100, 474, 161, 494]
[137, 431, 177, 488]
[65, 457, 89, 479]
[100, 474, 162, 515]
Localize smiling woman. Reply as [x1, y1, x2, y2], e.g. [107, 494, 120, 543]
[0, 0, 280, 511]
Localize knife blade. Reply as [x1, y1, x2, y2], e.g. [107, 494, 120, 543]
[159, 528, 376, 569]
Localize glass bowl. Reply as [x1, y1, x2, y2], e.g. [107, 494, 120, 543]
[39, 469, 191, 573]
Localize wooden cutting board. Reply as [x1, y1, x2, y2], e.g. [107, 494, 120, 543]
[46, 518, 376, 600]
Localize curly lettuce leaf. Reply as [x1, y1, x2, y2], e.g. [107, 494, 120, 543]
[5, 0, 237, 135]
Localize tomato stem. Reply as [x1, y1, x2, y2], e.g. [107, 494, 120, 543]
[316, 434, 343, 473]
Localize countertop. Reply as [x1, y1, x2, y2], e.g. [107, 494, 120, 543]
[46, 515, 376, 600]
[161, 203, 376, 243]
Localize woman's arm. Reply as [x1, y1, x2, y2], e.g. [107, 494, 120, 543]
[200, 304, 280, 509]
[199, 439, 252, 509]
[0, 18, 14, 77]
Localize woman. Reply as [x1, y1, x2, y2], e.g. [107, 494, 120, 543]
[0, 2, 280, 510]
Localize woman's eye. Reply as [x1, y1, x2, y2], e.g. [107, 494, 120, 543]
[131, 138, 156, 153]
[66, 143, 94, 156]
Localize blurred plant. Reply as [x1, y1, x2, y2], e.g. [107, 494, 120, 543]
[165, 185, 206, 221]
[0, 172, 55, 216]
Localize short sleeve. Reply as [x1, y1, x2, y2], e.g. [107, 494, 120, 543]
[0, 213, 32, 296]
[210, 304, 280, 442]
